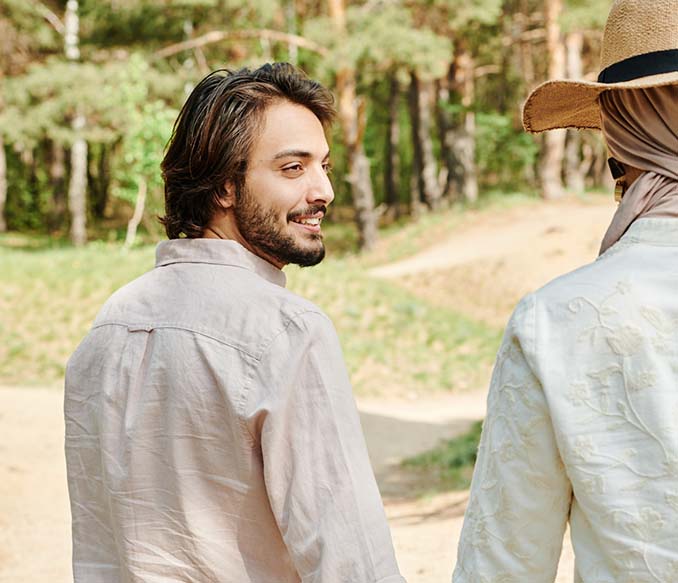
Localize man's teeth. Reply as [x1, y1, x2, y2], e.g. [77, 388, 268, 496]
[297, 217, 321, 226]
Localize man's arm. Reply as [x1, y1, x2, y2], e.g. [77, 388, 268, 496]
[453, 295, 572, 582]
[248, 310, 405, 583]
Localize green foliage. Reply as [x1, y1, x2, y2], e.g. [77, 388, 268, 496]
[4, 148, 52, 231]
[2, 60, 130, 146]
[562, 0, 611, 32]
[475, 109, 539, 191]
[447, 0, 504, 30]
[1, 57, 184, 148]
[0, 0, 61, 55]
[402, 420, 483, 491]
[112, 56, 178, 214]
[304, 5, 451, 79]
[80, 0, 210, 46]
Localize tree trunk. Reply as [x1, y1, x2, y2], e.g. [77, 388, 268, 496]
[49, 141, 67, 231]
[450, 46, 478, 204]
[68, 136, 88, 246]
[564, 31, 585, 194]
[408, 71, 441, 210]
[384, 73, 400, 218]
[436, 70, 454, 201]
[0, 136, 6, 233]
[88, 143, 111, 219]
[124, 178, 147, 249]
[65, 0, 88, 245]
[539, 0, 566, 200]
[518, 0, 536, 91]
[286, 0, 298, 65]
[328, 0, 378, 250]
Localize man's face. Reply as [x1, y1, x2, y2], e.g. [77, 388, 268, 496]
[232, 100, 334, 268]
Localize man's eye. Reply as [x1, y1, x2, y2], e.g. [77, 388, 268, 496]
[322, 163, 333, 175]
[283, 164, 303, 173]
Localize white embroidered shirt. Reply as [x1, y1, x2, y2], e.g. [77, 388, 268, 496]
[453, 218, 678, 583]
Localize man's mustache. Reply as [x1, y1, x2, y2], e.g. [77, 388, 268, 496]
[288, 205, 328, 221]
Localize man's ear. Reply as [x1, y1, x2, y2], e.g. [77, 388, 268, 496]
[217, 180, 236, 211]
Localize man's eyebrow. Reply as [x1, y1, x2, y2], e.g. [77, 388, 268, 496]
[272, 149, 331, 161]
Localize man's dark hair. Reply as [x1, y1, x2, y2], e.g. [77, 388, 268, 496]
[159, 63, 336, 239]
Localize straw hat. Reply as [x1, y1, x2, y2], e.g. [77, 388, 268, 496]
[522, 0, 678, 133]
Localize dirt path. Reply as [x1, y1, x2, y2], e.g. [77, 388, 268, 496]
[0, 384, 576, 582]
[0, 384, 490, 583]
[372, 196, 615, 327]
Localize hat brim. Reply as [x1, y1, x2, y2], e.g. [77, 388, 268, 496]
[522, 71, 678, 133]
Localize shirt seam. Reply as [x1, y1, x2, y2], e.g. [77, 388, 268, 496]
[238, 309, 332, 445]
[90, 321, 260, 360]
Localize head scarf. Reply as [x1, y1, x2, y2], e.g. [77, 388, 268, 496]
[598, 86, 678, 254]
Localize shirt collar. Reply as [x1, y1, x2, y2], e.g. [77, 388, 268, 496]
[155, 239, 287, 288]
[620, 217, 678, 246]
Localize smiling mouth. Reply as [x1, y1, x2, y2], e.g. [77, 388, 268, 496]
[289, 206, 326, 232]
[291, 216, 322, 227]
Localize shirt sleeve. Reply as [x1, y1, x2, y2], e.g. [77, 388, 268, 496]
[453, 294, 572, 583]
[247, 310, 406, 583]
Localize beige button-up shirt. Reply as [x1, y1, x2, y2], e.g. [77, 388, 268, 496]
[453, 218, 678, 582]
[65, 239, 404, 583]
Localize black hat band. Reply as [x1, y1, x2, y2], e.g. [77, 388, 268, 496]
[598, 48, 678, 83]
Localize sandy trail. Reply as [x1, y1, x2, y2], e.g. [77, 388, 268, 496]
[0, 385, 575, 582]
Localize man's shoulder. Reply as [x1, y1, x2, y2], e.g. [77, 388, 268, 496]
[92, 263, 333, 358]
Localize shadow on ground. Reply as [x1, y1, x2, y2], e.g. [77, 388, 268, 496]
[359, 411, 478, 500]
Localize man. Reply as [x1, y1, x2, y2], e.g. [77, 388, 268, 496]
[65, 63, 405, 583]
[452, 0, 678, 581]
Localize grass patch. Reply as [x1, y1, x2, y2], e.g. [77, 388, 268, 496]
[287, 262, 500, 396]
[1, 197, 527, 391]
[0, 243, 155, 385]
[0, 242, 501, 394]
[402, 420, 483, 492]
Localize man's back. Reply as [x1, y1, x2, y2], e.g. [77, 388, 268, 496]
[65, 239, 403, 583]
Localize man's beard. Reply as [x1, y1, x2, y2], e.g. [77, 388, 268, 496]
[234, 186, 327, 268]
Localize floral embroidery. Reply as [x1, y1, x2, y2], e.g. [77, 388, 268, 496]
[665, 490, 678, 512]
[454, 266, 678, 582]
[605, 325, 643, 356]
[567, 381, 591, 405]
[626, 369, 657, 392]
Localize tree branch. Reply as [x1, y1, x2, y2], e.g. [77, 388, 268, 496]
[155, 29, 328, 59]
[27, 0, 65, 35]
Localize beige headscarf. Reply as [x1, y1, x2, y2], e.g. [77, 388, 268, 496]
[598, 86, 678, 254]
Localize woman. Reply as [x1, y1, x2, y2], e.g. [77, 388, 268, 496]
[453, 1, 678, 581]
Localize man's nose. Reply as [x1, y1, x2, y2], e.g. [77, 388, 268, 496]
[307, 167, 334, 207]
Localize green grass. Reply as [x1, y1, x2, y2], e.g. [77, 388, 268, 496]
[0, 241, 155, 385]
[0, 200, 522, 392]
[402, 420, 483, 492]
[287, 262, 500, 396]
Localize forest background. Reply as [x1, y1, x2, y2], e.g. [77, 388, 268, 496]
[1, 0, 614, 249]
[0, 0, 618, 394]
